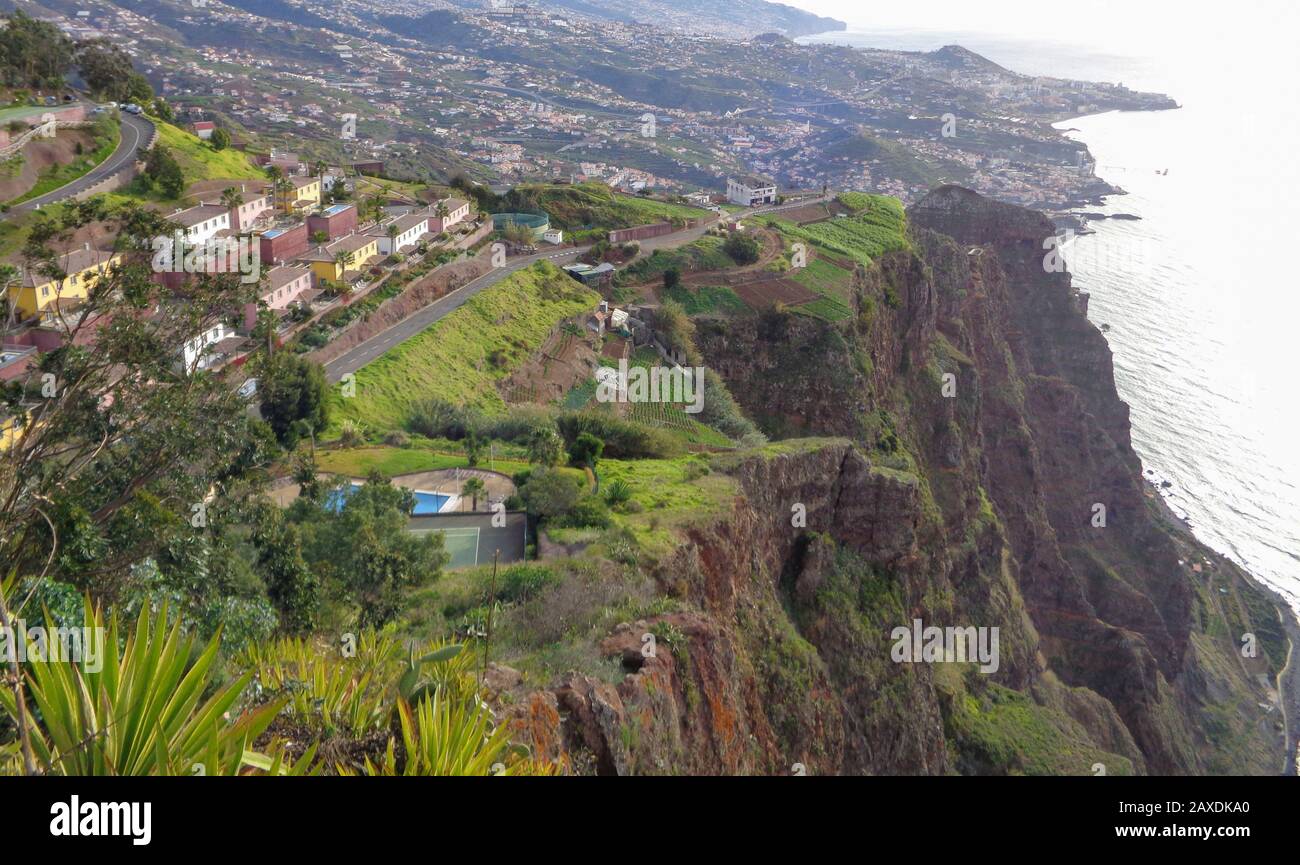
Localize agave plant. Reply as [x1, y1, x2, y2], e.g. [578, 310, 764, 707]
[338, 694, 554, 776]
[0, 600, 305, 776]
[239, 636, 391, 738]
[396, 638, 478, 707]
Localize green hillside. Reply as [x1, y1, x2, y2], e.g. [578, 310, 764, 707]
[330, 261, 599, 434]
[516, 182, 709, 230]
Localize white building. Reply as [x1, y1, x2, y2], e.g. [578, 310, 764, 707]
[726, 175, 777, 207]
[542, 228, 564, 244]
[169, 205, 232, 245]
[180, 320, 233, 372]
[429, 197, 471, 233]
[369, 209, 433, 255]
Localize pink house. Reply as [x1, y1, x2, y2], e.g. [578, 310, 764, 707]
[226, 183, 273, 230]
[245, 265, 315, 330]
[428, 197, 471, 234]
[307, 203, 358, 242]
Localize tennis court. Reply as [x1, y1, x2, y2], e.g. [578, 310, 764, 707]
[430, 526, 481, 569]
[406, 512, 527, 570]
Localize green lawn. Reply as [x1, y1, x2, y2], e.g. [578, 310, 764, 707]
[316, 446, 532, 479]
[330, 261, 599, 434]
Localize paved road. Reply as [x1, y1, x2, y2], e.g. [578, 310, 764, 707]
[321, 197, 827, 383]
[13, 112, 154, 213]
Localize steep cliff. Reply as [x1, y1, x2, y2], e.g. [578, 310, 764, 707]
[498, 187, 1287, 775]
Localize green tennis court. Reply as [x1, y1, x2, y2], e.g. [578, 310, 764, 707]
[412, 526, 480, 569]
[406, 512, 527, 569]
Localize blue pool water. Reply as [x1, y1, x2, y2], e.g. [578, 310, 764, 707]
[324, 484, 451, 515]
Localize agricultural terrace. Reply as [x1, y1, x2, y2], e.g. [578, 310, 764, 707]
[770, 193, 910, 267]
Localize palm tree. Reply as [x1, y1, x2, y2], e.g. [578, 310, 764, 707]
[460, 478, 485, 512]
[333, 249, 355, 279]
[386, 222, 399, 253]
[219, 186, 243, 210]
[265, 164, 284, 183]
[1, 264, 21, 328]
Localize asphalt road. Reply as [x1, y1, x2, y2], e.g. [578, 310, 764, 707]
[12, 112, 155, 213]
[321, 196, 828, 383]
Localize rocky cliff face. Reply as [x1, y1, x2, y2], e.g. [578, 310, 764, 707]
[502, 187, 1286, 775]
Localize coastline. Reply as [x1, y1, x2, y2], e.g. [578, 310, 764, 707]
[1065, 108, 1300, 772]
[801, 25, 1297, 774]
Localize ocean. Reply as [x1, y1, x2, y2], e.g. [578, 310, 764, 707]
[797, 25, 1300, 615]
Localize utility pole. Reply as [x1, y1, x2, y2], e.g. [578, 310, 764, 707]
[481, 549, 500, 684]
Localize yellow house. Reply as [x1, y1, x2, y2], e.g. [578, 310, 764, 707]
[274, 176, 322, 215]
[299, 232, 380, 283]
[8, 248, 122, 320]
[0, 405, 40, 453]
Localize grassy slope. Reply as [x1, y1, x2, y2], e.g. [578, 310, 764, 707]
[315, 444, 587, 488]
[6, 120, 121, 206]
[152, 119, 265, 185]
[772, 193, 910, 267]
[330, 261, 599, 434]
[523, 182, 710, 229]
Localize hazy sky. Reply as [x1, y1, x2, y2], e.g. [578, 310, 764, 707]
[786, 0, 1298, 56]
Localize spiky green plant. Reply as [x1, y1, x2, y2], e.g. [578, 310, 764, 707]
[396, 638, 478, 707]
[239, 636, 390, 738]
[338, 694, 548, 776]
[0, 601, 299, 776]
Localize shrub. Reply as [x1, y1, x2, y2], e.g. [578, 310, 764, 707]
[723, 232, 761, 265]
[338, 420, 365, 448]
[408, 398, 482, 440]
[603, 479, 633, 506]
[556, 411, 681, 460]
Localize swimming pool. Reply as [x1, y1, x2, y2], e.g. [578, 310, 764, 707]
[324, 484, 451, 515]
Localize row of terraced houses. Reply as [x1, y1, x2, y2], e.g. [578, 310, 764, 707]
[3, 172, 475, 380]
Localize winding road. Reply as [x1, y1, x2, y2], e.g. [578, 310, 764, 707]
[11, 112, 155, 213]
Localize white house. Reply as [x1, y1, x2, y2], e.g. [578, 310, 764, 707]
[726, 175, 777, 207]
[180, 320, 233, 371]
[369, 209, 432, 255]
[169, 205, 232, 245]
[542, 228, 564, 244]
